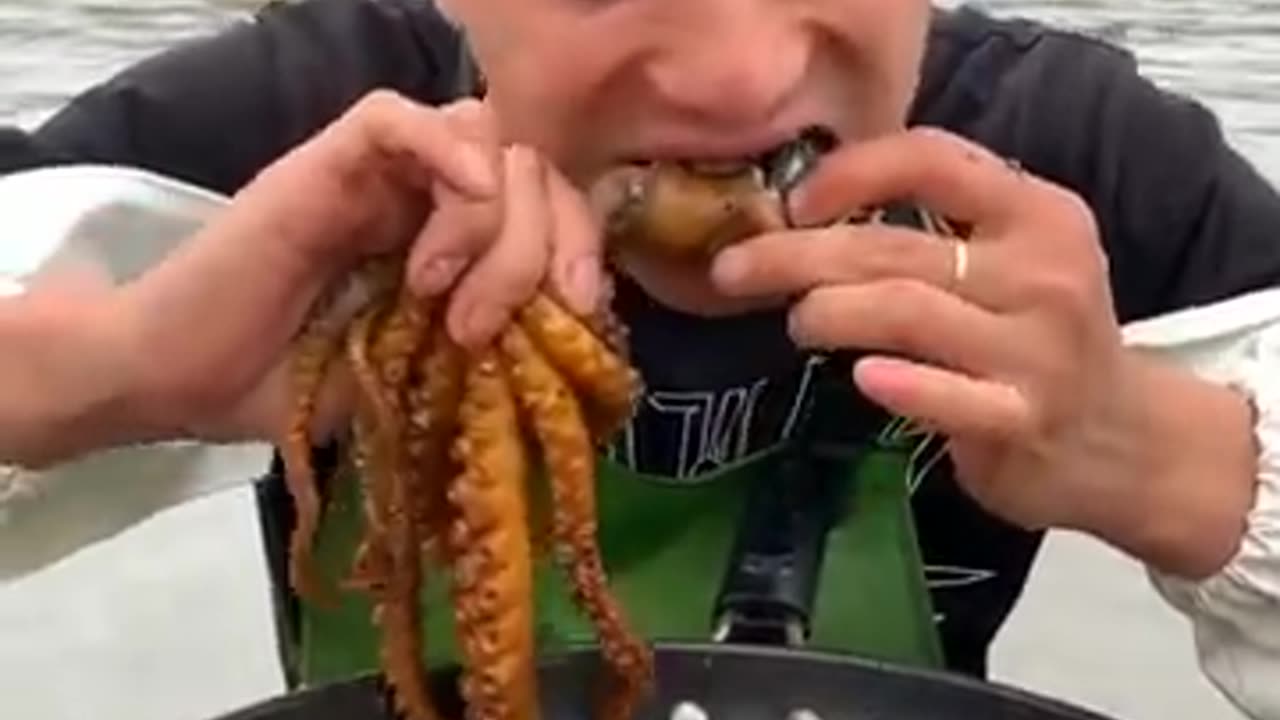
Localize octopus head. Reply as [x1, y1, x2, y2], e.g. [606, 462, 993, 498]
[592, 126, 839, 262]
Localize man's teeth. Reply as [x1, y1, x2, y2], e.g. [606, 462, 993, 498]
[685, 159, 756, 175]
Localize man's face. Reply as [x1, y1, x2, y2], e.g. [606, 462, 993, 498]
[447, 0, 933, 315]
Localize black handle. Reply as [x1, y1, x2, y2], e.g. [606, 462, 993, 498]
[711, 452, 841, 646]
[710, 356, 864, 648]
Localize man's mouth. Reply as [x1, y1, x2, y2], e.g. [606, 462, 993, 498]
[620, 125, 839, 191]
[680, 158, 760, 177]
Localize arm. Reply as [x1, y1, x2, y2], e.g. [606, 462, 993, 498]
[1078, 47, 1280, 578]
[1056, 70, 1280, 718]
[1006, 31, 1280, 716]
[955, 27, 1280, 577]
[0, 83, 502, 583]
[1, 0, 477, 580]
[0, 293, 138, 468]
[0, 286, 275, 582]
[0, 276, 273, 583]
[1123, 291, 1280, 720]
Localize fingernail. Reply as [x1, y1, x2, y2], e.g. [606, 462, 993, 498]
[783, 185, 816, 226]
[710, 247, 748, 288]
[852, 356, 913, 395]
[464, 303, 507, 343]
[786, 308, 808, 344]
[561, 257, 600, 315]
[412, 255, 466, 295]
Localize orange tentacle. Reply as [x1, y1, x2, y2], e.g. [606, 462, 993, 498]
[500, 323, 654, 720]
[346, 299, 442, 720]
[518, 293, 641, 441]
[448, 352, 540, 720]
[406, 322, 466, 567]
[281, 318, 342, 603]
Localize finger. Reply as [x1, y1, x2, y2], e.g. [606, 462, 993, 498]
[544, 166, 604, 316]
[789, 127, 1032, 230]
[439, 98, 504, 182]
[447, 145, 552, 348]
[405, 189, 503, 297]
[851, 355, 1032, 441]
[712, 222, 999, 302]
[440, 98, 500, 146]
[404, 99, 506, 296]
[340, 90, 498, 199]
[788, 279, 1009, 374]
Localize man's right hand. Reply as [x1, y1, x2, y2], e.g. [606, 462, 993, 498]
[110, 90, 608, 448]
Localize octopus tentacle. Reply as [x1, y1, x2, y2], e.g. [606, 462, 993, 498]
[406, 321, 466, 567]
[281, 317, 343, 603]
[346, 304, 395, 544]
[499, 324, 653, 720]
[518, 293, 641, 441]
[583, 279, 631, 364]
[280, 265, 375, 604]
[343, 304, 395, 610]
[345, 404, 390, 596]
[448, 352, 539, 720]
[346, 301, 442, 720]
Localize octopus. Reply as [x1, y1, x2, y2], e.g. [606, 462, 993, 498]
[280, 274, 650, 720]
[276, 126, 964, 720]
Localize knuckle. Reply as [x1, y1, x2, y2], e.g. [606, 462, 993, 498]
[1057, 191, 1099, 246]
[880, 276, 930, 307]
[508, 255, 547, 299]
[908, 126, 985, 168]
[1027, 340, 1074, 392]
[355, 88, 405, 120]
[877, 278, 933, 344]
[1026, 271, 1090, 316]
[465, 204, 505, 248]
[1037, 183, 1102, 254]
[1014, 186, 1111, 317]
[445, 97, 486, 118]
[474, 245, 547, 306]
[791, 288, 839, 342]
[790, 233, 834, 277]
[444, 98, 495, 131]
[905, 125, 955, 149]
[847, 228, 911, 278]
[547, 178, 602, 252]
[1000, 393, 1038, 442]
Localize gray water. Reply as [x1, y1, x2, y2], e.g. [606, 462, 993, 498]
[0, 2, 1276, 720]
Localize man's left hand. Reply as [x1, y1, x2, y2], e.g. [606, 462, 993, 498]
[709, 127, 1255, 576]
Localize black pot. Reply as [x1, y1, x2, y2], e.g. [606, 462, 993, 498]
[211, 642, 1120, 720]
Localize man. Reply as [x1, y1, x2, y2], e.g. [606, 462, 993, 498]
[14, 0, 1278, 710]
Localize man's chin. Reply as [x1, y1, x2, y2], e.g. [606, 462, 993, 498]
[611, 247, 786, 318]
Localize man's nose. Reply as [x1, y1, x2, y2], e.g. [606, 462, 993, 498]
[644, 6, 811, 127]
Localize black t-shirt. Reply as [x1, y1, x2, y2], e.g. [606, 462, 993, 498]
[0, 127, 70, 173]
[12, 0, 1280, 679]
